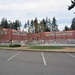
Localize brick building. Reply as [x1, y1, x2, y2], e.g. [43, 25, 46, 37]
[1, 28, 75, 43]
[2, 28, 27, 43]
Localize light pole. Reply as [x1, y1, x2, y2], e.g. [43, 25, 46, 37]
[9, 21, 12, 46]
[54, 31, 56, 41]
[40, 27, 42, 45]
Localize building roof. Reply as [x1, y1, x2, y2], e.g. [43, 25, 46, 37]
[3, 28, 19, 32]
[43, 30, 75, 34]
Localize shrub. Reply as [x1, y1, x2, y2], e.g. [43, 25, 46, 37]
[10, 44, 21, 47]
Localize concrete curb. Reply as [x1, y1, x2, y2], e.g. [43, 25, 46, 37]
[0, 48, 75, 53]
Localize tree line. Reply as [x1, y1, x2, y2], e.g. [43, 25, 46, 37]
[0, 17, 59, 33]
[24, 17, 59, 33]
[0, 17, 75, 33]
[0, 18, 21, 30]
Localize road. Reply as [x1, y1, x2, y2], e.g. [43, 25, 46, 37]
[0, 50, 75, 75]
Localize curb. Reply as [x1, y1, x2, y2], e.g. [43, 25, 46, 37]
[0, 48, 75, 53]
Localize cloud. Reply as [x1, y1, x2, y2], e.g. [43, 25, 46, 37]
[0, 0, 74, 31]
[0, 0, 70, 12]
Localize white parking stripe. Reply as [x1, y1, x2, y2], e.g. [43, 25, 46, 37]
[67, 53, 75, 58]
[41, 52, 47, 66]
[7, 51, 22, 61]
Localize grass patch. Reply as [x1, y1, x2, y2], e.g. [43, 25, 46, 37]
[0, 45, 12, 49]
[0, 44, 21, 48]
[30, 46, 64, 49]
[0, 45, 9, 47]
[0, 45, 64, 50]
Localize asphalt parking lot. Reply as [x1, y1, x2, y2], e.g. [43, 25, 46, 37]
[0, 50, 75, 75]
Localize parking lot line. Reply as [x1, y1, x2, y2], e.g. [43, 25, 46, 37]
[41, 52, 47, 66]
[7, 51, 22, 61]
[67, 53, 75, 58]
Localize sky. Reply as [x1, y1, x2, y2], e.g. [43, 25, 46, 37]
[0, 0, 75, 31]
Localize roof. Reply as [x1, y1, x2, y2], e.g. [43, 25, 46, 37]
[2, 28, 8, 31]
[3, 28, 19, 32]
[43, 30, 75, 34]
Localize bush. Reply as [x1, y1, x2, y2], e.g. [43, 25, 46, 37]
[10, 44, 21, 47]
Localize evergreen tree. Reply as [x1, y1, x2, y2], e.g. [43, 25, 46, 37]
[46, 18, 51, 31]
[24, 23, 27, 28]
[51, 17, 59, 31]
[31, 20, 34, 27]
[12, 20, 21, 30]
[42, 18, 46, 31]
[34, 17, 38, 33]
[39, 19, 46, 32]
[46, 17, 48, 24]
[1, 18, 9, 28]
[52, 17, 57, 26]
[71, 17, 75, 30]
[64, 25, 70, 31]
[27, 20, 30, 27]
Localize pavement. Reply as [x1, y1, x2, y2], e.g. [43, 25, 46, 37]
[0, 50, 75, 75]
[0, 44, 75, 75]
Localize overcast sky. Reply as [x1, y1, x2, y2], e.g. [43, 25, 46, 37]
[0, 0, 75, 31]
